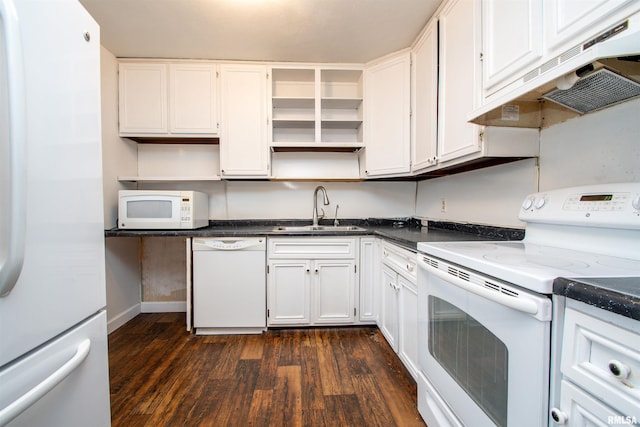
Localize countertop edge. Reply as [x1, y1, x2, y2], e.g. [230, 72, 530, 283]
[553, 277, 640, 321]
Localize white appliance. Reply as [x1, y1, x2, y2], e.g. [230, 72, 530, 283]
[118, 189, 209, 230]
[0, 0, 110, 425]
[192, 237, 266, 335]
[416, 182, 640, 427]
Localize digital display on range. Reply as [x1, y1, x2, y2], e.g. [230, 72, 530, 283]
[580, 194, 613, 201]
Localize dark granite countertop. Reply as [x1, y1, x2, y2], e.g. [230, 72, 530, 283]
[553, 277, 640, 321]
[105, 218, 523, 251]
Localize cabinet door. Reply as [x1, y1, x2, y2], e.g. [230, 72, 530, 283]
[169, 64, 218, 135]
[364, 51, 411, 177]
[359, 238, 379, 322]
[313, 260, 356, 324]
[557, 380, 629, 426]
[438, 0, 482, 164]
[411, 20, 438, 172]
[380, 265, 399, 351]
[482, 0, 543, 98]
[119, 63, 167, 134]
[398, 276, 419, 380]
[220, 64, 269, 177]
[544, 0, 640, 56]
[267, 260, 311, 325]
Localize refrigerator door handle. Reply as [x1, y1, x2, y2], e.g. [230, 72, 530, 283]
[0, 339, 91, 426]
[0, 0, 27, 298]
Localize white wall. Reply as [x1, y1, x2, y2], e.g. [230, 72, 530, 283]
[139, 180, 417, 221]
[100, 46, 137, 229]
[538, 99, 640, 190]
[416, 98, 640, 228]
[100, 47, 141, 331]
[416, 159, 539, 228]
[224, 181, 415, 220]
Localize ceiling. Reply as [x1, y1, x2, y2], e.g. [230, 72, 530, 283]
[79, 0, 442, 64]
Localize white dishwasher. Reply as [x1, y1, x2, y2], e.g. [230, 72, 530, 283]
[192, 237, 266, 335]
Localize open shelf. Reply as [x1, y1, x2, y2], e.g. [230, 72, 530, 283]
[270, 66, 364, 150]
[118, 175, 221, 183]
[270, 142, 364, 152]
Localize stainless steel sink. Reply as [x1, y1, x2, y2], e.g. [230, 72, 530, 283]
[270, 225, 366, 233]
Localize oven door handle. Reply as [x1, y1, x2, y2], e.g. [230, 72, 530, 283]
[421, 260, 541, 316]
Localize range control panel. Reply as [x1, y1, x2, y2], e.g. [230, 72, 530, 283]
[519, 183, 640, 229]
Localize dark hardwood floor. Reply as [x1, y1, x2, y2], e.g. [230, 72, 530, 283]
[108, 313, 426, 426]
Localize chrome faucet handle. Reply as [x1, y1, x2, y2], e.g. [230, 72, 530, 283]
[334, 204, 340, 226]
[318, 207, 326, 221]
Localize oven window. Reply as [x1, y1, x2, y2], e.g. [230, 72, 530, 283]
[127, 200, 173, 218]
[428, 296, 508, 427]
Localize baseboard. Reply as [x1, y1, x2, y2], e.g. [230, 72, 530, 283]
[141, 301, 187, 313]
[107, 303, 141, 334]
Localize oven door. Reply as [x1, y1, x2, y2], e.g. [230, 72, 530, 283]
[417, 255, 552, 427]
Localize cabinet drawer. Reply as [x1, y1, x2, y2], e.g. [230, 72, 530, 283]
[561, 304, 640, 416]
[382, 241, 416, 281]
[268, 237, 357, 259]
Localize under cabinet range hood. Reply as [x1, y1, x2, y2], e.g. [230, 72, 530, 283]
[471, 12, 640, 127]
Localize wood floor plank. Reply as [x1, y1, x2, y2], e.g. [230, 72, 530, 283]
[246, 389, 274, 426]
[324, 394, 367, 426]
[270, 365, 303, 427]
[108, 314, 426, 427]
[254, 331, 282, 390]
[351, 374, 398, 427]
[300, 344, 326, 411]
[240, 333, 265, 360]
[314, 329, 355, 396]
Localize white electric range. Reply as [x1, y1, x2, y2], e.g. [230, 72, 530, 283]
[416, 182, 640, 427]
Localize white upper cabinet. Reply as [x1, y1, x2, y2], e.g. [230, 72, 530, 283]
[119, 63, 167, 135]
[481, 0, 543, 98]
[411, 20, 438, 173]
[219, 64, 270, 178]
[119, 62, 219, 137]
[169, 64, 218, 134]
[364, 50, 411, 177]
[438, 0, 483, 164]
[544, 0, 640, 57]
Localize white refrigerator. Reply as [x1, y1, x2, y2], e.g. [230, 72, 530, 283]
[0, 0, 111, 425]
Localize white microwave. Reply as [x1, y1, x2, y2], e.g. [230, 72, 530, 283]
[118, 190, 209, 229]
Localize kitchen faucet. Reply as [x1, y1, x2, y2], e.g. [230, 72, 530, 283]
[312, 186, 330, 227]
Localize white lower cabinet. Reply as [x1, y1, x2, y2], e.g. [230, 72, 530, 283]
[267, 260, 311, 325]
[359, 238, 380, 323]
[551, 300, 640, 426]
[379, 241, 419, 380]
[381, 265, 400, 350]
[267, 237, 358, 326]
[398, 275, 418, 380]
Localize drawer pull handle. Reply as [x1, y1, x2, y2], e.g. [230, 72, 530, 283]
[550, 408, 568, 424]
[608, 360, 630, 379]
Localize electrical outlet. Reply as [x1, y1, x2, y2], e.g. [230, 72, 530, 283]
[440, 198, 446, 213]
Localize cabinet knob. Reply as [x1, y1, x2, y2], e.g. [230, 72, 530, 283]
[550, 408, 568, 424]
[608, 359, 631, 379]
